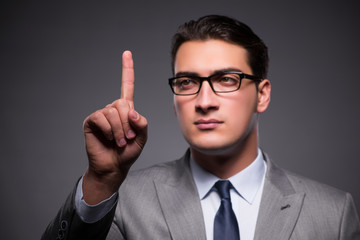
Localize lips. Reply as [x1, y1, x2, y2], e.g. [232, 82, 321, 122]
[194, 119, 223, 130]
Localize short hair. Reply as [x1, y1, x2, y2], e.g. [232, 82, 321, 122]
[171, 15, 269, 79]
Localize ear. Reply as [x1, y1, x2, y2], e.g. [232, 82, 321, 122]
[257, 79, 271, 113]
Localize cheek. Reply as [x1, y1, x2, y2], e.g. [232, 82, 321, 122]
[173, 96, 185, 117]
[173, 96, 194, 115]
[173, 98, 190, 124]
[224, 93, 257, 124]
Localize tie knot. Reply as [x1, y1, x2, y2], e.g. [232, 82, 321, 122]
[214, 180, 232, 200]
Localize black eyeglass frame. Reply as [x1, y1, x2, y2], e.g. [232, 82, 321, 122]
[168, 71, 262, 96]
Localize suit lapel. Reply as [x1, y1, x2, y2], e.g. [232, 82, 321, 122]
[153, 151, 305, 239]
[254, 154, 305, 240]
[154, 151, 206, 240]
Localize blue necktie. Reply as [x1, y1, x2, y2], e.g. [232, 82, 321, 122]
[213, 180, 240, 240]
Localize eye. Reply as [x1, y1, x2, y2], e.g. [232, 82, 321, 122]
[216, 74, 240, 86]
[176, 77, 199, 90]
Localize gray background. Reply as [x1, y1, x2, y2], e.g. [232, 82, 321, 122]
[1, 0, 359, 239]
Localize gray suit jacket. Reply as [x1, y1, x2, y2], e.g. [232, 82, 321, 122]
[42, 150, 360, 239]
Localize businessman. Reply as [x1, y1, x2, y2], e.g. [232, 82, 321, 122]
[42, 15, 360, 240]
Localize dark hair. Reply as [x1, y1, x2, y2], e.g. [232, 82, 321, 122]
[171, 15, 269, 79]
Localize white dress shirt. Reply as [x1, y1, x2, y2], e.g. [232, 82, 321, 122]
[75, 177, 118, 223]
[190, 148, 267, 240]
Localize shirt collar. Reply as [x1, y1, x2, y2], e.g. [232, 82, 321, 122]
[190, 148, 266, 204]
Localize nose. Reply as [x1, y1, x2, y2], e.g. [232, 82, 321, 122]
[195, 81, 219, 113]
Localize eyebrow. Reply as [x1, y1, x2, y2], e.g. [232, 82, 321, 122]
[175, 68, 244, 77]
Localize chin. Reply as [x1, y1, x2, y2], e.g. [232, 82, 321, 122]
[188, 139, 239, 156]
[186, 128, 256, 157]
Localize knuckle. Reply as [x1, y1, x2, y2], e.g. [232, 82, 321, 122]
[115, 99, 129, 109]
[104, 107, 116, 117]
[112, 99, 121, 106]
[91, 111, 103, 123]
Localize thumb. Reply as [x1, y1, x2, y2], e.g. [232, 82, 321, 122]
[128, 109, 148, 147]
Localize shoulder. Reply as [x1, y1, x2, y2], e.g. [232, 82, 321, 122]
[126, 157, 186, 183]
[266, 157, 354, 216]
[268, 162, 360, 237]
[285, 169, 347, 198]
[118, 151, 191, 195]
[264, 153, 349, 201]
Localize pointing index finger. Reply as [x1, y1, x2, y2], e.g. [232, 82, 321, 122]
[121, 50, 135, 108]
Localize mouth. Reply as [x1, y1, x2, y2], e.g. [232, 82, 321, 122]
[194, 119, 223, 130]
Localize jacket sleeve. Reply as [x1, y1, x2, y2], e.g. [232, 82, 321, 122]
[41, 179, 117, 240]
[339, 192, 360, 240]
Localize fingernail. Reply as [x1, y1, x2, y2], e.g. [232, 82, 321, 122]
[118, 138, 127, 147]
[130, 110, 139, 120]
[127, 129, 136, 139]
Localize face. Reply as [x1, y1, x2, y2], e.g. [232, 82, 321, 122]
[173, 39, 270, 155]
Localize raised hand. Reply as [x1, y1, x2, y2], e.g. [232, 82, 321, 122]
[82, 51, 148, 204]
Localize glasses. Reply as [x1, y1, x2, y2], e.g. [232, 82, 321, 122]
[168, 71, 262, 96]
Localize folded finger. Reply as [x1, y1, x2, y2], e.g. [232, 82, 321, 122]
[102, 107, 126, 147]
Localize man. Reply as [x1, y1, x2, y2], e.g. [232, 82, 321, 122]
[42, 15, 360, 240]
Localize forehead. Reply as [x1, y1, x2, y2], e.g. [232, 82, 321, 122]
[174, 40, 251, 75]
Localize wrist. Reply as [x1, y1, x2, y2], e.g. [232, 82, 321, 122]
[82, 168, 127, 205]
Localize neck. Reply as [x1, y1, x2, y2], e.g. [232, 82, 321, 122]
[190, 127, 259, 179]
